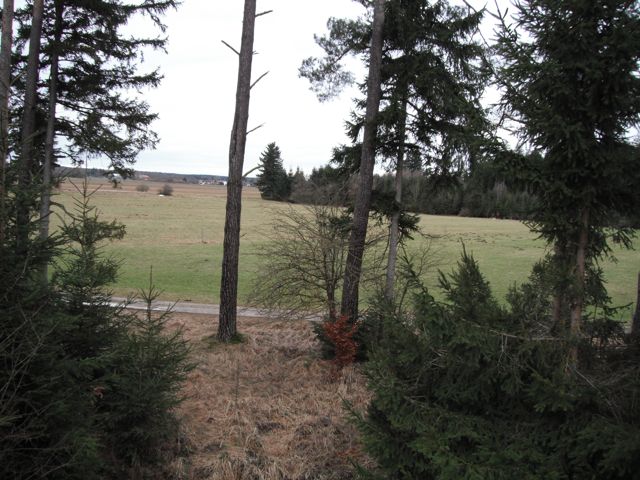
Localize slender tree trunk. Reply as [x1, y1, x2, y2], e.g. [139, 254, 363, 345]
[218, 0, 256, 342]
[0, 0, 14, 243]
[340, 0, 385, 320]
[552, 241, 567, 333]
[569, 208, 589, 362]
[39, 1, 63, 282]
[384, 93, 408, 301]
[631, 272, 640, 336]
[16, 0, 44, 254]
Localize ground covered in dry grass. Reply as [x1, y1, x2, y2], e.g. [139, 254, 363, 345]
[165, 312, 372, 480]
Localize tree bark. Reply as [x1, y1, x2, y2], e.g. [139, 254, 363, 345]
[0, 0, 14, 243]
[384, 92, 408, 302]
[218, 0, 256, 342]
[340, 0, 385, 320]
[551, 241, 567, 333]
[631, 271, 640, 336]
[39, 1, 63, 282]
[16, 0, 44, 254]
[569, 208, 589, 363]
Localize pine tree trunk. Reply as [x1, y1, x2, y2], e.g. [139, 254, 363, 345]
[218, 0, 256, 342]
[16, 0, 44, 254]
[384, 93, 408, 302]
[631, 272, 640, 336]
[0, 0, 13, 243]
[39, 1, 63, 282]
[340, 0, 385, 320]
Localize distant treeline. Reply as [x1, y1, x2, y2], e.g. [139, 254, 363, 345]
[283, 163, 639, 227]
[287, 163, 535, 220]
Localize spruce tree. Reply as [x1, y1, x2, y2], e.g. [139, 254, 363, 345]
[256, 142, 290, 200]
[1, 178, 192, 478]
[357, 252, 640, 479]
[494, 0, 640, 350]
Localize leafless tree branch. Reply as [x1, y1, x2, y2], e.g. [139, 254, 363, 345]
[246, 123, 264, 135]
[250, 71, 269, 89]
[221, 39, 239, 56]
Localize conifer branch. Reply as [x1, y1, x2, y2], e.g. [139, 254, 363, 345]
[250, 71, 269, 89]
[246, 123, 264, 135]
[221, 40, 240, 56]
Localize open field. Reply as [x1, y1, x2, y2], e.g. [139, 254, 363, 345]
[165, 312, 371, 479]
[53, 178, 639, 317]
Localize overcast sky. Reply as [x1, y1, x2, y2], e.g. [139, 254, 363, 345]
[84, 0, 509, 177]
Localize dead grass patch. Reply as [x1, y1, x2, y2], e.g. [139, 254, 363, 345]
[165, 313, 372, 479]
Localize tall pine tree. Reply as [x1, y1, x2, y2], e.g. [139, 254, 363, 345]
[301, 0, 491, 306]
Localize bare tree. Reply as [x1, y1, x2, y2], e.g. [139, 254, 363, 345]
[250, 204, 385, 321]
[218, 0, 270, 342]
[340, 0, 385, 320]
[0, 0, 13, 243]
[16, 0, 44, 254]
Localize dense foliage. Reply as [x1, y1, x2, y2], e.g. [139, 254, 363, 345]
[494, 0, 640, 337]
[256, 142, 291, 201]
[0, 179, 192, 479]
[11, 0, 176, 178]
[357, 252, 640, 479]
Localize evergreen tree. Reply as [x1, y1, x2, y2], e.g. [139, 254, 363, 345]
[357, 252, 640, 479]
[6, 0, 177, 276]
[256, 142, 290, 200]
[494, 0, 640, 349]
[301, 0, 491, 308]
[0, 0, 13, 243]
[1, 178, 192, 478]
[11, 0, 177, 178]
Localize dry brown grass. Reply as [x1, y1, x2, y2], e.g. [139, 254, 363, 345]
[164, 312, 373, 480]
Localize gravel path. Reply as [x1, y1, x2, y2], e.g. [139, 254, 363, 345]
[110, 297, 321, 320]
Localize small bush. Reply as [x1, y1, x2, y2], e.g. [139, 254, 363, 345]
[322, 315, 359, 374]
[158, 184, 173, 196]
[136, 183, 149, 192]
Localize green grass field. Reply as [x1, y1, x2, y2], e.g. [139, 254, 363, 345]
[53, 179, 639, 317]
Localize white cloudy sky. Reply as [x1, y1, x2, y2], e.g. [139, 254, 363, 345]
[85, 0, 510, 176]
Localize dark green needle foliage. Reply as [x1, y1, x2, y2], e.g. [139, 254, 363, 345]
[1, 180, 192, 479]
[356, 251, 640, 479]
[494, 0, 640, 332]
[12, 0, 177, 178]
[256, 142, 292, 201]
[301, 0, 493, 184]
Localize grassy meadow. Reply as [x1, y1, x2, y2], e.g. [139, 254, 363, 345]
[53, 178, 639, 317]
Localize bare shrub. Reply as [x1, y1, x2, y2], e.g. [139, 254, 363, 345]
[136, 183, 149, 192]
[249, 204, 385, 320]
[158, 183, 173, 196]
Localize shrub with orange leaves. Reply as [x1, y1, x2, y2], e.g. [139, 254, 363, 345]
[322, 315, 359, 372]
